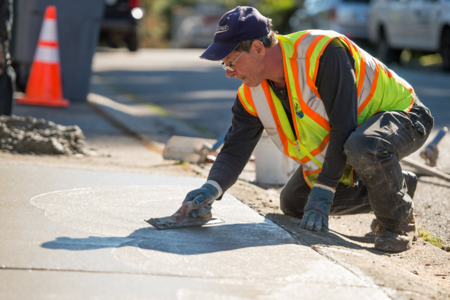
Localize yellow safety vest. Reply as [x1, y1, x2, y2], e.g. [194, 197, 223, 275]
[238, 30, 415, 187]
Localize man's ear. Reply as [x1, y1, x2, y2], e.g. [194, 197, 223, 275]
[252, 40, 265, 57]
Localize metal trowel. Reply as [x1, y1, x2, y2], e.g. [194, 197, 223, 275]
[145, 215, 224, 230]
[145, 201, 224, 230]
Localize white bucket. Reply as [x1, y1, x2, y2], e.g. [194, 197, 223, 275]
[254, 132, 299, 185]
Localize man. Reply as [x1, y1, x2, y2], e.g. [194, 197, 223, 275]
[179, 6, 434, 252]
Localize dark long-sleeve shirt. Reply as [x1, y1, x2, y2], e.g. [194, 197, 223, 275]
[208, 38, 358, 192]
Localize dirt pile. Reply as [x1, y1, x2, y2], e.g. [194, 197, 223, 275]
[0, 115, 87, 155]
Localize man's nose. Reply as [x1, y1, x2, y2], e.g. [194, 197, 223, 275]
[226, 69, 236, 78]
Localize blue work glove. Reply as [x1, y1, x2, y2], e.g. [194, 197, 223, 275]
[181, 181, 222, 218]
[299, 184, 335, 232]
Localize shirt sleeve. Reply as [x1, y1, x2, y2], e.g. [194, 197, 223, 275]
[207, 95, 264, 193]
[315, 38, 358, 188]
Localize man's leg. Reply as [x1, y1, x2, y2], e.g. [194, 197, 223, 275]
[344, 103, 433, 228]
[281, 168, 419, 219]
[343, 102, 433, 251]
[370, 171, 418, 231]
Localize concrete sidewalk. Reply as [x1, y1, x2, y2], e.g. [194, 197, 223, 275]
[0, 94, 397, 299]
[0, 163, 390, 299]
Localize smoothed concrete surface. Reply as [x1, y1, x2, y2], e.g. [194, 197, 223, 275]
[0, 163, 389, 299]
[0, 270, 389, 300]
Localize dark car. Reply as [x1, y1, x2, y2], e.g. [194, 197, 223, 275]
[99, 0, 144, 52]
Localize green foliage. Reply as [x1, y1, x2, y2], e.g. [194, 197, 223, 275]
[139, 0, 302, 47]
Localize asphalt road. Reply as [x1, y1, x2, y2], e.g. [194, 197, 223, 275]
[92, 48, 241, 138]
[390, 65, 450, 129]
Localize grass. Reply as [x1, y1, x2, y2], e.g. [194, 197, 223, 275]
[418, 226, 450, 252]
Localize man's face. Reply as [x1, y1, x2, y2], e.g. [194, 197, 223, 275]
[222, 44, 265, 87]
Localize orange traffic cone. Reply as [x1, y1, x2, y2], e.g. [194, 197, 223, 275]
[17, 5, 69, 107]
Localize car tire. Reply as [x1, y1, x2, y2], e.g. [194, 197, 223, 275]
[441, 28, 450, 71]
[127, 28, 139, 52]
[376, 29, 401, 64]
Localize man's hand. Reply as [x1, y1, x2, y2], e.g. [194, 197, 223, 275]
[299, 183, 335, 232]
[172, 181, 221, 221]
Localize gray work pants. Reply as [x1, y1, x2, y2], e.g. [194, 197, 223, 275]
[280, 99, 434, 229]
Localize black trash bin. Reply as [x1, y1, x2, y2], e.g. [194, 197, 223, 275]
[13, 0, 104, 101]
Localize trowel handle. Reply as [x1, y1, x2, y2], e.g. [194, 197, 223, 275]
[212, 130, 228, 150]
[426, 127, 448, 149]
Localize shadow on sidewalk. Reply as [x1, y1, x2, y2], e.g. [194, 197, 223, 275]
[265, 213, 394, 257]
[40, 220, 362, 255]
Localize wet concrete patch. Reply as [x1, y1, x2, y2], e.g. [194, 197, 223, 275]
[30, 185, 384, 290]
[30, 186, 264, 237]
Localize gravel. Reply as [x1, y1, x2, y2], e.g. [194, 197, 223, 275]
[0, 115, 88, 155]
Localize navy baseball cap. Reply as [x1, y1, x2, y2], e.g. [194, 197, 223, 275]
[200, 6, 270, 61]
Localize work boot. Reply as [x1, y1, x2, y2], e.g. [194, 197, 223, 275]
[371, 217, 418, 241]
[373, 209, 416, 252]
[370, 171, 418, 240]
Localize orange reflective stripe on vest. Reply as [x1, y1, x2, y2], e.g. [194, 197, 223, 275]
[238, 85, 258, 117]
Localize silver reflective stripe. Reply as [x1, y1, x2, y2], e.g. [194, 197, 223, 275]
[358, 86, 371, 108]
[295, 32, 330, 121]
[295, 30, 329, 58]
[250, 85, 285, 152]
[304, 160, 319, 171]
[357, 49, 377, 107]
[39, 20, 58, 42]
[305, 95, 328, 121]
[34, 46, 59, 63]
[359, 48, 414, 108]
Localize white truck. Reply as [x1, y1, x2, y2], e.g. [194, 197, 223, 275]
[368, 0, 450, 70]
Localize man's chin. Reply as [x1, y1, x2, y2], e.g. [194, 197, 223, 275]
[241, 78, 260, 87]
